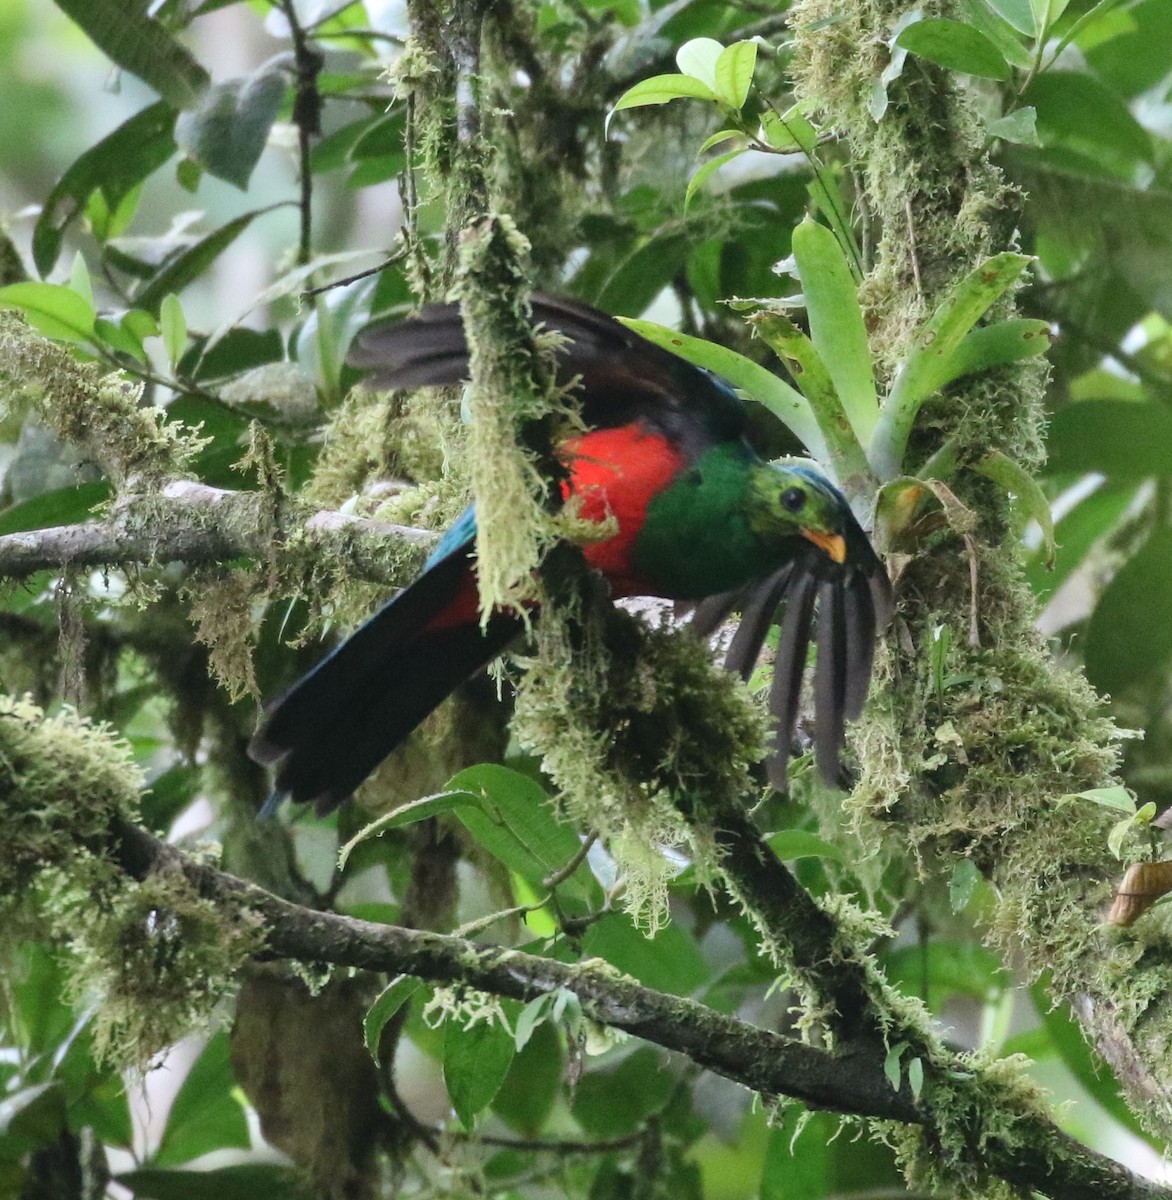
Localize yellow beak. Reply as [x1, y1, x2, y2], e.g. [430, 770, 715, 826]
[800, 529, 847, 564]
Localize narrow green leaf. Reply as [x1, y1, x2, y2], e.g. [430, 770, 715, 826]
[935, 319, 1050, 392]
[791, 218, 879, 445]
[675, 37, 724, 89]
[884, 1042, 907, 1090]
[114, 1164, 310, 1200]
[338, 790, 482, 870]
[606, 74, 716, 134]
[896, 18, 1012, 80]
[871, 252, 1033, 479]
[907, 1056, 924, 1100]
[0, 281, 96, 344]
[159, 293, 187, 367]
[364, 976, 422, 1061]
[976, 449, 1055, 567]
[713, 40, 757, 110]
[684, 147, 745, 210]
[135, 206, 286, 316]
[94, 317, 146, 361]
[176, 59, 288, 190]
[767, 830, 847, 863]
[513, 995, 551, 1051]
[68, 253, 94, 308]
[618, 317, 829, 462]
[51, 0, 210, 109]
[1107, 813, 1139, 859]
[697, 128, 744, 154]
[444, 1020, 516, 1129]
[33, 101, 177, 275]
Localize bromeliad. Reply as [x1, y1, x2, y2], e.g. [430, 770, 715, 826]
[250, 296, 892, 813]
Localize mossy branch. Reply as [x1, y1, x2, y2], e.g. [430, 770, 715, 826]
[95, 816, 1168, 1200]
[0, 480, 434, 583]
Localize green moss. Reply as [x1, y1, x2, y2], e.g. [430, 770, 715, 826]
[0, 696, 262, 1066]
[513, 599, 764, 929]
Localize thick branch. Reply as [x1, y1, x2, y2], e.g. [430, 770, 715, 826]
[108, 817, 1168, 1200]
[0, 480, 435, 583]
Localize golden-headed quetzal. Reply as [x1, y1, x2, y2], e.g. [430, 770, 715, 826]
[249, 296, 892, 814]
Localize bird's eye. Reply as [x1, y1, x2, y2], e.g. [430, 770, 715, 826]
[780, 487, 806, 513]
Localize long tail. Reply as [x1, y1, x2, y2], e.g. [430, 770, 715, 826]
[249, 548, 521, 815]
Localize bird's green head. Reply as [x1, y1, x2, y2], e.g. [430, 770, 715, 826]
[747, 460, 853, 565]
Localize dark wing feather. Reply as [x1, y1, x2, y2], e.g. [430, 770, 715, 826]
[349, 294, 746, 453]
[251, 546, 520, 814]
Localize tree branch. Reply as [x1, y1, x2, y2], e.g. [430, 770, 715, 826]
[105, 816, 1168, 1200]
[0, 480, 435, 583]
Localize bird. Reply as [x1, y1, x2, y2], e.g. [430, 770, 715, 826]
[249, 295, 893, 814]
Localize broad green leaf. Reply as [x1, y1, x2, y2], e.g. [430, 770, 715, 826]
[871, 252, 1032, 479]
[33, 101, 177, 275]
[492, 1017, 563, 1135]
[1024, 72, 1154, 177]
[713, 40, 757, 109]
[760, 107, 809, 151]
[1024, 480, 1136, 602]
[959, 0, 1034, 67]
[152, 1032, 249, 1168]
[444, 1019, 515, 1129]
[363, 976, 422, 1060]
[975, 449, 1055, 567]
[176, 60, 288, 189]
[0, 281, 96, 344]
[0, 482, 110, 537]
[684, 147, 745, 210]
[1031, 0, 1070, 32]
[115, 1165, 311, 1200]
[767, 829, 847, 863]
[572, 1047, 673, 1137]
[94, 317, 147, 361]
[896, 17, 1011, 79]
[791, 218, 879, 444]
[606, 74, 716, 134]
[675, 37, 724, 89]
[338, 790, 482, 870]
[51, 0, 210, 109]
[159, 293, 187, 367]
[986, 107, 1039, 145]
[1056, 786, 1136, 814]
[1047, 400, 1172, 480]
[984, 0, 1039, 35]
[748, 309, 868, 487]
[582, 911, 708, 994]
[618, 317, 828, 461]
[949, 859, 983, 913]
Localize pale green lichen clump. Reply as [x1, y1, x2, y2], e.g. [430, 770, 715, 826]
[0, 696, 263, 1066]
[513, 599, 766, 931]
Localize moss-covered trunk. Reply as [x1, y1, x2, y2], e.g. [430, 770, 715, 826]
[790, 0, 1172, 1133]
